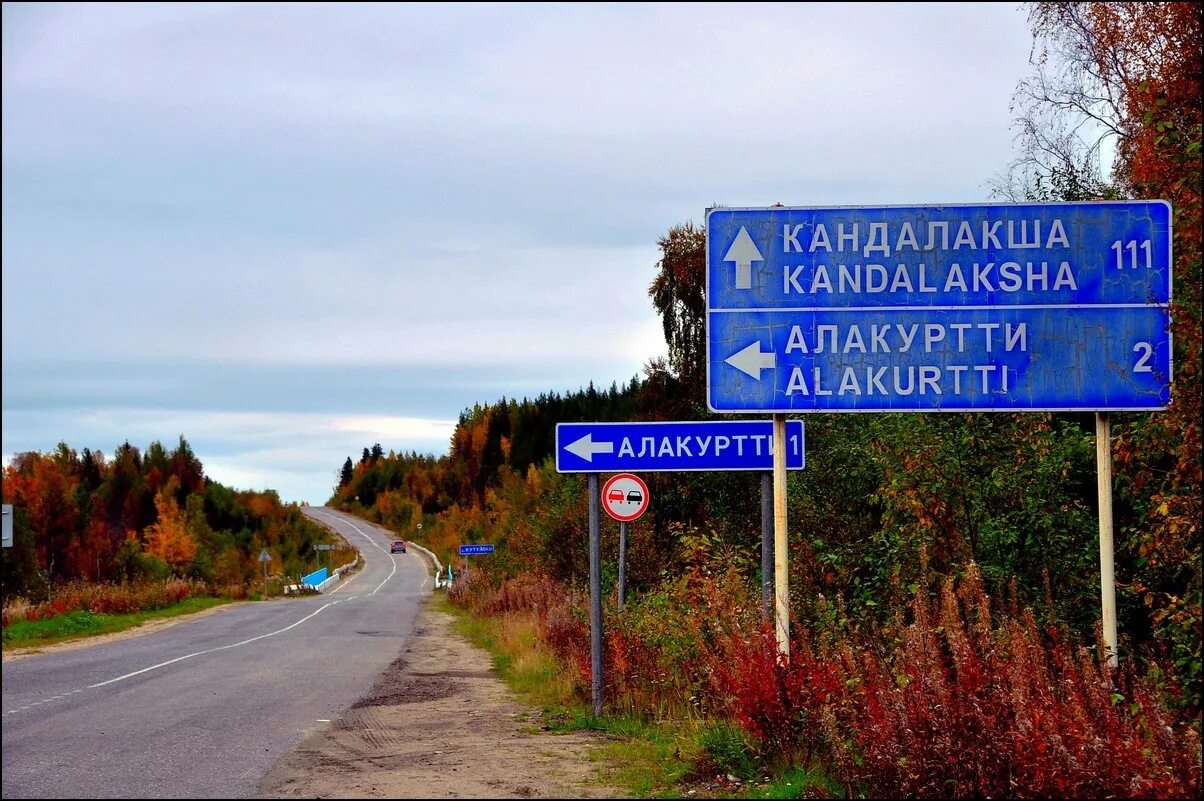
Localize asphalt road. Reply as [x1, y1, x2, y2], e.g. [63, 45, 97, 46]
[1, 508, 429, 799]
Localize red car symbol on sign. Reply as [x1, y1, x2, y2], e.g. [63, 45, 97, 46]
[607, 490, 625, 503]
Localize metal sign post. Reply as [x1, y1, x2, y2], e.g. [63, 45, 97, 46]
[588, 474, 602, 717]
[618, 521, 627, 610]
[602, 474, 650, 613]
[761, 474, 772, 622]
[2, 504, 12, 549]
[259, 548, 270, 598]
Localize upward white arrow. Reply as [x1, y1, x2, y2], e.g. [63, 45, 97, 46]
[725, 341, 776, 380]
[723, 227, 764, 290]
[565, 433, 614, 462]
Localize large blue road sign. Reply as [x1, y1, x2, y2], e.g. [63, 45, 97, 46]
[556, 420, 804, 473]
[707, 202, 1172, 412]
[459, 544, 494, 555]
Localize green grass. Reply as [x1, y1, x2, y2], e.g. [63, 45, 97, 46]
[742, 764, 845, 799]
[581, 714, 696, 797]
[2, 596, 234, 648]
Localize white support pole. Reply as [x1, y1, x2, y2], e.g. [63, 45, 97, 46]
[1096, 412, 1118, 668]
[772, 413, 789, 657]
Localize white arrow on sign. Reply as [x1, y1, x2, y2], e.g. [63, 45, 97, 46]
[723, 227, 763, 290]
[565, 433, 614, 462]
[726, 341, 776, 380]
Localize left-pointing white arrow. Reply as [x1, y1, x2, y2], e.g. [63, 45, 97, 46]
[723, 227, 764, 290]
[725, 341, 776, 380]
[565, 433, 614, 462]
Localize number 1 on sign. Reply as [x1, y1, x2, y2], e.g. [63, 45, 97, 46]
[1112, 240, 1153, 270]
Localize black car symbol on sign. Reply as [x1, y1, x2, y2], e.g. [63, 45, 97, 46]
[626, 490, 643, 504]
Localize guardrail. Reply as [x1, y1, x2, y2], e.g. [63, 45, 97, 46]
[405, 541, 443, 578]
[309, 556, 359, 593]
[301, 567, 329, 589]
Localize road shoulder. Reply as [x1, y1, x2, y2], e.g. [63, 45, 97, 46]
[257, 602, 625, 799]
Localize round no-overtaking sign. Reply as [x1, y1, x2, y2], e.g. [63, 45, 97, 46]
[601, 473, 649, 522]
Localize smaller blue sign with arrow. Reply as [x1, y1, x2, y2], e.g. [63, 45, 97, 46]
[459, 544, 495, 555]
[555, 420, 804, 473]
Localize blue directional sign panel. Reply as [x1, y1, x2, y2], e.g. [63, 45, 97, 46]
[707, 202, 1172, 412]
[556, 420, 804, 473]
[459, 544, 494, 555]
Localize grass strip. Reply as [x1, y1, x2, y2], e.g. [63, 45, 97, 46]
[2, 596, 233, 648]
[433, 592, 695, 797]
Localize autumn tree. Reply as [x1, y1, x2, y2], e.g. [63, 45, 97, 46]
[1010, 1, 1202, 709]
[648, 222, 707, 410]
[142, 478, 197, 571]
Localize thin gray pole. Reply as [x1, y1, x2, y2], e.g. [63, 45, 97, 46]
[588, 474, 602, 717]
[1096, 412, 1118, 667]
[262, 559, 268, 599]
[761, 472, 773, 623]
[618, 521, 628, 610]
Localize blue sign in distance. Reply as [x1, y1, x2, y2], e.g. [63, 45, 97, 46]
[459, 544, 495, 555]
[556, 420, 805, 473]
[707, 202, 1172, 412]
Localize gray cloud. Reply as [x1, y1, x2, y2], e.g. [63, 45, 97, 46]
[3, 2, 1037, 502]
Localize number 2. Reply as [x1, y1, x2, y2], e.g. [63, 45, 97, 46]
[1133, 342, 1154, 373]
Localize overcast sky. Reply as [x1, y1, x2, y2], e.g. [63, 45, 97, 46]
[2, 2, 1037, 503]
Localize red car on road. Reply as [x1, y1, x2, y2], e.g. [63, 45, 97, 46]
[390, 539, 407, 553]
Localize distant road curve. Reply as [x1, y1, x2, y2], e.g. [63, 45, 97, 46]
[1, 508, 428, 799]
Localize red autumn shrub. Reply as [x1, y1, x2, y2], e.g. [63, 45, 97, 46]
[708, 624, 844, 763]
[2, 579, 213, 627]
[710, 563, 1200, 798]
[823, 566, 1200, 798]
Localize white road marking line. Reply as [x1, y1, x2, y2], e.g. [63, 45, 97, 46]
[316, 718, 331, 722]
[87, 600, 341, 690]
[308, 509, 389, 594]
[331, 514, 396, 596]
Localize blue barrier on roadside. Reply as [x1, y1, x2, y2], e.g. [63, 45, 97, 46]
[301, 567, 329, 588]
